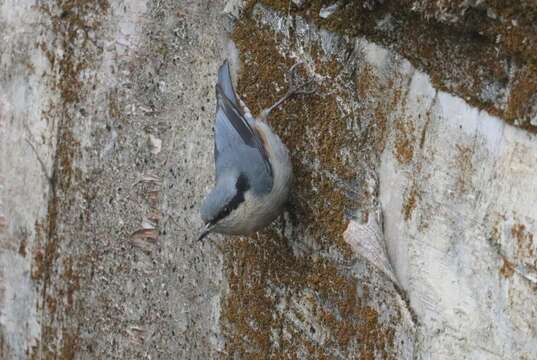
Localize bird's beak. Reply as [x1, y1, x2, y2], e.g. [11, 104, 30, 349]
[197, 223, 214, 241]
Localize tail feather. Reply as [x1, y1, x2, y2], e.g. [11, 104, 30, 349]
[217, 60, 239, 107]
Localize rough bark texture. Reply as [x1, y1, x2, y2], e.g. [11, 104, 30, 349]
[1, 0, 536, 359]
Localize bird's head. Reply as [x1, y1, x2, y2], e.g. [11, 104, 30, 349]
[198, 172, 249, 241]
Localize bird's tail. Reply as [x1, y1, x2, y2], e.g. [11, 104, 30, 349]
[217, 60, 239, 107]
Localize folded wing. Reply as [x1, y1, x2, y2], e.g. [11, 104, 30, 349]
[213, 61, 273, 193]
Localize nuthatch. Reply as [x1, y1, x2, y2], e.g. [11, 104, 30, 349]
[198, 60, 313, 241]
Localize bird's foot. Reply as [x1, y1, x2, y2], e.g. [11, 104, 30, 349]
[285, 61, 316, 96]
[258, 61, 316, 121]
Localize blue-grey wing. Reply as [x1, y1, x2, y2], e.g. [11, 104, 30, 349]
[217, 60, 240, 107]
[213, 61, 273, 193]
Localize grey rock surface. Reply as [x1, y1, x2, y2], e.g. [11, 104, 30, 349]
[1, 0, 229, 358]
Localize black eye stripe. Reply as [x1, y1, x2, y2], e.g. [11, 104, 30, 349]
[209, 174, 250, 225]
[236, 173, 249, 192]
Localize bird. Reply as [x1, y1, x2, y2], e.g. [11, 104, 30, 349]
[198, 60, 313, 241]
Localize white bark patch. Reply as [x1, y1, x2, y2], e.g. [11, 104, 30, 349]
[379, 65, 537, 359]
[344, 212, 399, 286]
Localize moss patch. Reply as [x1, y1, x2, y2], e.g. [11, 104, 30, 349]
[402, 183, 420, 222]
[221, 8, 406, 359]
[499, 257, 515, 279]
[511, 223, 536, 268]
[393, 118, 416, 165]
[258, 0, 537, 132]
[223, 233, 398, 359]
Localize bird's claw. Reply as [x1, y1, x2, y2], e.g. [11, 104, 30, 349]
[291, 79, 317, 95]
[286, 61, 303, 81]
[258, 61, 317, 121]
[285, 61, 317, 96]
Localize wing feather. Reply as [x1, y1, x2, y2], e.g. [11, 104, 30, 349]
[213, 62, 272, 181]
